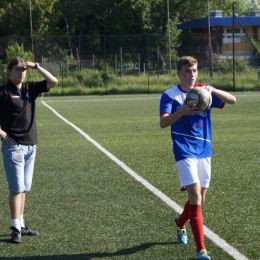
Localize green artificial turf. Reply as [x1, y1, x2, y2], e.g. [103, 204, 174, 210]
[0, 92, 259, 260]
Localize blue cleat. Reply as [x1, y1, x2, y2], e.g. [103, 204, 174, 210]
[174, 218, 187, 244]
[196, 249, 211, 260]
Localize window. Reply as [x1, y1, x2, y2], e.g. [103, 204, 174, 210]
[222, 28, 247, 43]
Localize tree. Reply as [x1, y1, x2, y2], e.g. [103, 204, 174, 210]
[249, 0, 260, 10]
[172, 0, 253, 23]
[0, 0, 257, 66]
[55, 0, 180, 67]
[0, 0, 59, 37]
[0, 43, 35, 84]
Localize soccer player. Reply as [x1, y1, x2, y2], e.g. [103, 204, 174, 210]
[0, 57, 58, 243]
[159, 56, 236, 260]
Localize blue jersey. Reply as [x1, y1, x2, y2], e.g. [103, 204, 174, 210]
[160, 84, 224, 162]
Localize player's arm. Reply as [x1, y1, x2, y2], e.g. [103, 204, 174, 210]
[19, 62, 58, 89]
[209, 87, 236, 104]
[160, 104, 199, 129]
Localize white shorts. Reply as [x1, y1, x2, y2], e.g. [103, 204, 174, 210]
[176, 157, 211, 189]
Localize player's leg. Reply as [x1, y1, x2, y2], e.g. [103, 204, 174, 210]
[176, 200, 190, 228]
[174, 200, 189, 244]
[176, 158, 211, 259]
[21, 145, 39, 236]
[2, 141, 25, 243]
[175, 158, 201, 245]
[19, 192, 25, 227]
[186, 183, 205, 249]
[188, 158, 211, 259]
[201, 187, 208, 204]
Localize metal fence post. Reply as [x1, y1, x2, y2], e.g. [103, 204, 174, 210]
[146, 34, 150, 94]
[157, 46, 159, 78]
[104, 35, 107, 95]
[120, 47, 123, 78]
[61, 35, 64, 96]
[232, 2, 236, 91]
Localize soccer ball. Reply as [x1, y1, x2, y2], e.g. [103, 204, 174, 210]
[186, 87, 212, 112]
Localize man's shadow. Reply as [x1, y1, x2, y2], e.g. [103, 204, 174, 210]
[86, 241, 178, 259]
[0, 239, 179, 259]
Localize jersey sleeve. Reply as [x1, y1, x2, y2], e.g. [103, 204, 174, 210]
[160, 92, 173, 115]
[208, 84, 225, 109]
[211, 93, 225, 109]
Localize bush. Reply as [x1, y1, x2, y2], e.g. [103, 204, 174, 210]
[218, 57, 250, 74]
[99, 62, 115, 85]
[84, 70, 104, 88]
[217, 60, 231, 73]
[76, 74, 84, 85]
[81, 62, 115, 88]
[234, 57, 250, 73]
[48, 69, 59, 77]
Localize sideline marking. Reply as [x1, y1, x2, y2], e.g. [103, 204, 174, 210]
[42, 92, 260, 103]
[42, 100, 249, 260]
[43, 96, 160, 103]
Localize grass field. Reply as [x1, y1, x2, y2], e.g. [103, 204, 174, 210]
[0, 92, 259, 260]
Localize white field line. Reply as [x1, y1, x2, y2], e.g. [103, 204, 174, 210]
[41, 92, 260, 103]
[42, 96, 160, 103]
[42, 100, 249, 260]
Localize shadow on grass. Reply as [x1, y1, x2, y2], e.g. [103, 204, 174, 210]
[0, 234, 12, 244]
[0, 241, 179, 259]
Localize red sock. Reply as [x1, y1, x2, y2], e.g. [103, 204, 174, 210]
[177, 200, 190, 228]
[189, 204, 205, 252]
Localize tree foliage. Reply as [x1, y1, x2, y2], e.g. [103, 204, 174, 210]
[0, 0, 257, 64]
[0, 0, 60, 37]
[0, 42, 35, 84]
[5, 42, 33, 62]
[0, 0, 256, 36]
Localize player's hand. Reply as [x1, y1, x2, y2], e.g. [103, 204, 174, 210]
[203, 85, 212, 93]
[0, 130, 15, 145]
[180, 102, 200, 115]
[18, 62, 34, 70]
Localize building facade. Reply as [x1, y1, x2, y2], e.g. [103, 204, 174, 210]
[177, 10, 260, 66]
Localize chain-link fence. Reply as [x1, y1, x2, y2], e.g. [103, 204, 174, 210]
[1, 33, 259, 70]
[0, 33, 259, 93]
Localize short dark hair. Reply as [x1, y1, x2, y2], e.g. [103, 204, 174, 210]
[177, 56, 198, 71]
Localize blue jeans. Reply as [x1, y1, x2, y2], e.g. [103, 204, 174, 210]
[2, 140, 36, 193]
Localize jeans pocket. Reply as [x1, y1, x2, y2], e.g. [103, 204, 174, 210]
[7, 143, 20, 152]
